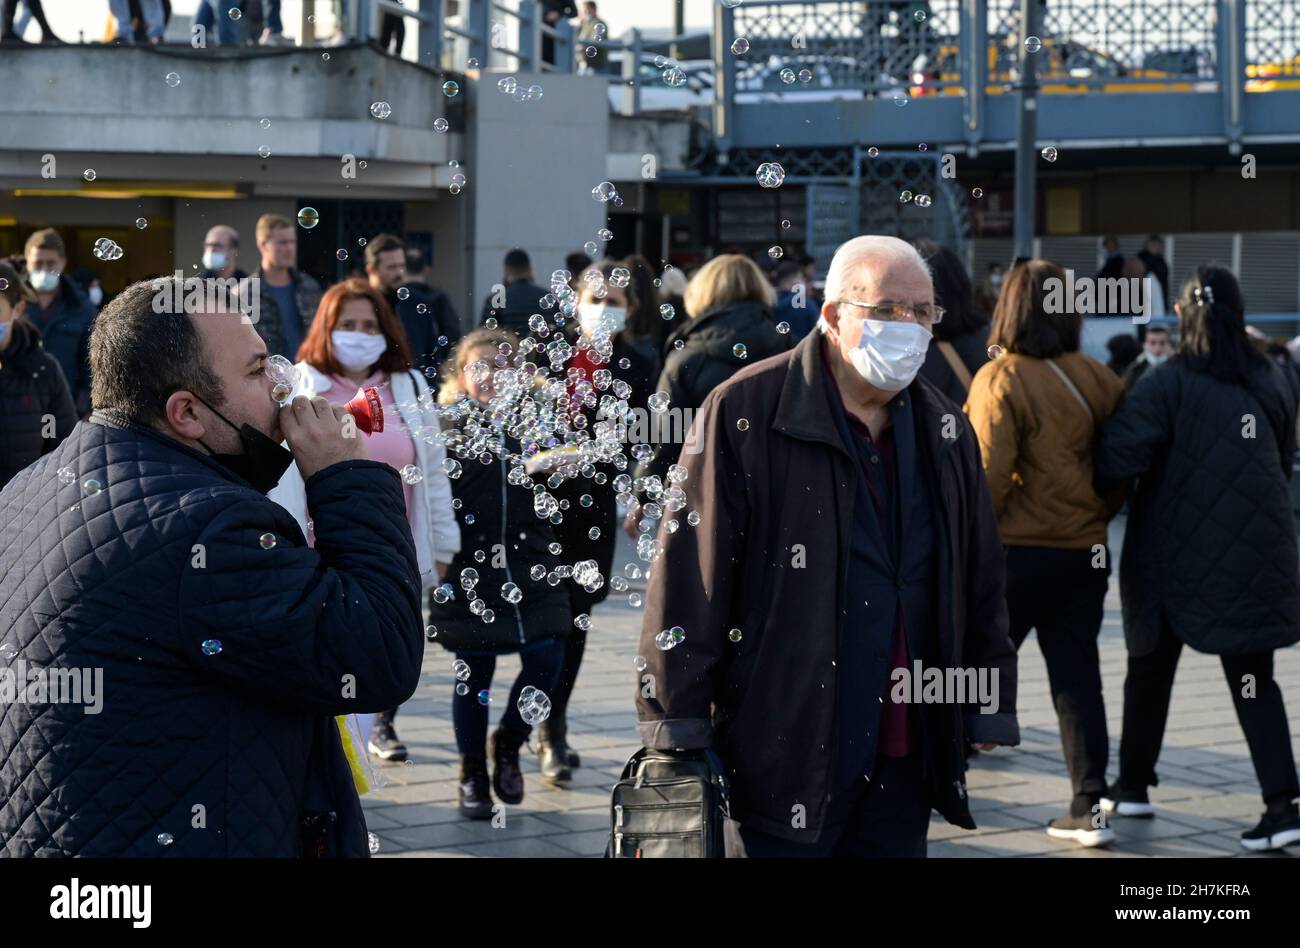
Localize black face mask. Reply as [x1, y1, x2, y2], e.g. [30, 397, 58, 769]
[193, 396, 293, 495]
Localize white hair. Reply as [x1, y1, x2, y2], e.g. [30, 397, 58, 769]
[817, 235, 930, 333]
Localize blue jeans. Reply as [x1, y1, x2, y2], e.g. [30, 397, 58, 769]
[195, 0, 239, 45]
[109, 0, 164, 40]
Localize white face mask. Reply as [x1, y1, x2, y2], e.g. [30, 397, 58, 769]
[578, 302, 627, 336]
[840, 317, 933, 391]
[88, 286, 104, 306]
[29, 270, 60, 294]
[1146, 351, 1169, 366]
[331, 330, 388, 374]
[203, 250, 228, 272]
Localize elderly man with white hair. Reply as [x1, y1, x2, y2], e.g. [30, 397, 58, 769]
[635, 235, 1020, 858]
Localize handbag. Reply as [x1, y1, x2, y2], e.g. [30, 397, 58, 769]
[606, 747, 731, 858]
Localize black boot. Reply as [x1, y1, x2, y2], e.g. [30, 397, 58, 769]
[458, 754, 493, 820]
[535, 718, 573, 785]
[488, 725, 529, 805]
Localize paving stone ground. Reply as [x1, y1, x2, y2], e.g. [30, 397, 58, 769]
[364, 517, 1300, 858]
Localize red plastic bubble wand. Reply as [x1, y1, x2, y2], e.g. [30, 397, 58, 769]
[344, 387, 385, 434]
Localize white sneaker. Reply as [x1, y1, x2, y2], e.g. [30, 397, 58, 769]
[1100, 795, 1156, 818]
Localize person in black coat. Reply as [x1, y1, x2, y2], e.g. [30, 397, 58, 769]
[537, 259, 660, 782]
[365, 233, 462, 377]
[0, 262, 76, 488]
[428, 328, 574, 819]
[632, 254, 793, 496]
[479, 248, 549, 337]
[0, 277, 424, 857]
[912, 239, 990, 404]
[1095, 265, 1300, 852]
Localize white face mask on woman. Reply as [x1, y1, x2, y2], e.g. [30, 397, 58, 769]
[577, 302, 627, 336]
[839, 317, 933, 391]
[331, 330, 388, 374]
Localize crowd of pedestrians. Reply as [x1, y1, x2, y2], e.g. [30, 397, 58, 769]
[1, 214, 1299, 858]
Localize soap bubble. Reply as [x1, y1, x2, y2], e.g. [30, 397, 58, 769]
[915, 194, 933, 207]
[453, 659, 472, 681]
[443, 80, 460, 97]
[1024, 35, 1042, 53]
[971, 187, 984, 199]
[732, 343, 748, 359]
[776, 321, 790, 334]
[259, 532, 277, 550]
[165, 72, 181, 88]
[157, 832, 175, 846]
[768, 246, 783, 259]
[57, 467, 75, 486]
[135, 217, 148, 229]
[370, 101, 392, 119]
[756, 162, 786, 188]
[987, 344, 1005, 359]
[868, 146, 880, 157]
[81, 478, 103, 496]
[660, 303, 675, 320]
[592, 181, 618, 203]
[259, 117, 271, 129]
[201, 639, 223, 656]
[266, 354, 301, 405]
[368, 832, 380, 854]
[736, 418, 750, 431]
[258, 145, 272, 159]
[401, 464, 423, 485]
[434, 117, 449, 132]
[297, 207, 320, 229]
[899, 190, 913, 203]
[501, 582, 522, 604]
[1041, 146, 1058, 162]
[780, 68, 796, 84]
[476, 689, 491, 705]
[731, 37, 749, 55]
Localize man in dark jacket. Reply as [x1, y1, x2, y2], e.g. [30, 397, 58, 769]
[771, 259, 817, 340]
[254, 213, 323, 360]
[366, 233, 461, 376]
[23, 228, 95, 416]
[0, 277, 424, 857]
[636, 236, 1019, 857]
[1136, 235, 1170, 306]
[480, 248, 548, 337]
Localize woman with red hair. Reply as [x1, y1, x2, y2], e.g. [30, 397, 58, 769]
[270, 279, 460, 764]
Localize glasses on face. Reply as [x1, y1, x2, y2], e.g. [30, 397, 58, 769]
[835, 300, 945, 327]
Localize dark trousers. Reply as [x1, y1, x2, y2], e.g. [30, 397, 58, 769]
[725, 753, 930, 857]
[545, 624, 586, 738]
[451, 640, 565, 757]
[1005, 545, 1110, 815]
[1118, 612, 1300, 809]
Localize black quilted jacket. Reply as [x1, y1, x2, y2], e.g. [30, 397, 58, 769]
[1095, 358, 1300, 657]
[0, 414, 423, 856]
[0, 320, 77, 489]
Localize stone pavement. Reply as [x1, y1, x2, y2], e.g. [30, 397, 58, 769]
[364, 517, 1300, 858]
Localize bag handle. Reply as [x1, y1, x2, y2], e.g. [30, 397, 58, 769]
[937, 341, 973, 393]
[1046, 358, 1096, 427]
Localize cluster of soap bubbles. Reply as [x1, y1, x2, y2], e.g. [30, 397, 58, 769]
[756, 162, 786, 189]
[495, 76, 544, 102]
[370, 101, 392, 120]
[592, 180, 622, 205]
[93, 238, 124, 261]
[517, 685, 552, 726]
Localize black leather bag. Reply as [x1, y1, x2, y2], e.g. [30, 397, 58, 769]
[606, 747, 730, 858]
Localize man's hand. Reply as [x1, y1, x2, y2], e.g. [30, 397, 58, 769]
[974, 743, 997, 752]
[622, 506, 643, 539]
[280, 396, 366, 480]
[435, 561, 449, 581]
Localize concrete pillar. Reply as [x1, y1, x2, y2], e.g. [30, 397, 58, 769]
[466, 71, 609, 325]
